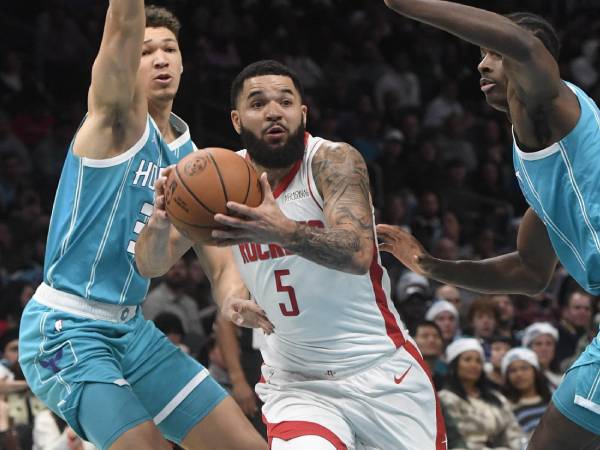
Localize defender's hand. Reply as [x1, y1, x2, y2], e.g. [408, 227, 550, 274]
[221, 297, 274, 334]
[231, 378, 259, 417]
[376, 224, 433, 275]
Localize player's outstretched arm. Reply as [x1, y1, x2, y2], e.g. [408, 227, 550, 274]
[195, 245, 274, 333]
[212, 143, 374, 274]
[383, 0, 561, 107]
[89, 0, 145, 115]
[214, 316, 259, 417]
[378, 208, 558, 295]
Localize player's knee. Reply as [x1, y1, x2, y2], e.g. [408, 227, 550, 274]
[271, 436, 337, 450]
[109, 421, 172, 450]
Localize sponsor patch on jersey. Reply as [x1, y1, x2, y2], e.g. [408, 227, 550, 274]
[282, 189, 310, 203]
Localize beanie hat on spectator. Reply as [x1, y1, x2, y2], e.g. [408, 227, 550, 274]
[501, 347, 539, 376]
[521, 322, 559, 347]
[396, 272, 430, 302]
[446, 337, 484, 364]
[425, 299, 458, 321]
[384, 128, 405, 142]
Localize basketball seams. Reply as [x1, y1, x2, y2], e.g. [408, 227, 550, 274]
[206, 151, 229, 205]
[242, 159, 252, 205]
[173, 164, 217, 215]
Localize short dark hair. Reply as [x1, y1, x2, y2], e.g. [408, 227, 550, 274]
[154, 312, 185, 337]
[145, 5, 181, 39]
[411, 320, 443, 339]
[505, 12, 560, 61]
[468, 296, 501, 324]
[230, 60, 304, 109]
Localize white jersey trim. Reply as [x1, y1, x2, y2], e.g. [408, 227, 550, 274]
[81, 118, 151, 168]
[512, 83, 578, 161]
[306, 137, 325, 210]
[166, 112, 192, 151]
[153, 368, 210, 425]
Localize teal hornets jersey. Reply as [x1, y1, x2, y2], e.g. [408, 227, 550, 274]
[513, 82, 600, 295]
[43, 113, 195, 305]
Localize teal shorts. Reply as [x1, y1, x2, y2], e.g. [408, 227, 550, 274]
[19, 299, 227, 449]
[553, 346, 600, 435]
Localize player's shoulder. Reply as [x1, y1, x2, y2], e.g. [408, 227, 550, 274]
[312, 139, 362, 163]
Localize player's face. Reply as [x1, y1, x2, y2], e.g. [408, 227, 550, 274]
[138, 27, 182, 103]
[507, 361, 536, 392]
[478, 49, 509, 112]
[232, 75, 308, 168]
[456, 351, 483, 384]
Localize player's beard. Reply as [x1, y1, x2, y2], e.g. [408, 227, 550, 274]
[241, 122, 306, 169]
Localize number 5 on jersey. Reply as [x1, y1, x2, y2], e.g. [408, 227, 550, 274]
[275, 269, 299, 316]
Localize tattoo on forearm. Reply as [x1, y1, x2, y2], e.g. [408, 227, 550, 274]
[285, 143, 374, 272]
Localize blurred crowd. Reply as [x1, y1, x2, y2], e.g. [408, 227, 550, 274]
[1, 0, 600, 449]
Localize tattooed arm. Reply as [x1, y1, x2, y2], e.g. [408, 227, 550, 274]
[285, 142, 375, 274]
[212, 142, 375, 275]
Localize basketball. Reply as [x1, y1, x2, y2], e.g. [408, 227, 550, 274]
[164, 148, 263, 243]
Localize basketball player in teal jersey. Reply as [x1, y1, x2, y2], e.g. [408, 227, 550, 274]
[18, 2, 268, 449]
[378, 1, 600, 449]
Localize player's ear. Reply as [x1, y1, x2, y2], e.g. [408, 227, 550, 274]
[231, 110, 241, 135]
[301, 105, 308, 127]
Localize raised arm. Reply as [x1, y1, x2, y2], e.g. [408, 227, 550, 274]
[383, 0, 561, 108]
[72, 0, 147, 159]
[378, 208, 558, 295]
[89, 0, 145, 114]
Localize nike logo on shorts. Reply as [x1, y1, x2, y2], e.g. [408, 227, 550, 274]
[394, 365, 413, 385]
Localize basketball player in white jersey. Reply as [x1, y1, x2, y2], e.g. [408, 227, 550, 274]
[204, 60, 446, 450]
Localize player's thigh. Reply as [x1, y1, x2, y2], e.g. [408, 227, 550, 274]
[180, 396, 267, 450]
[529, 363, 600, 450]
[257, 378, 355, 450]
[109, 421, 172, 450]
[271, 436, 337, 450]
[528, 402, 600, 450]
[346, 343, 443, 449]
[77, 381, 169, 450]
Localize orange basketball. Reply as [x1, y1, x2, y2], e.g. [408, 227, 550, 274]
[164, 148, 263, 243]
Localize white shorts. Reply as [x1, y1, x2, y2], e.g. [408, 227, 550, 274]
[256, 341, 446, 450]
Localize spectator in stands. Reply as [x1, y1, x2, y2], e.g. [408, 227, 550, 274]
[412, 320, 447, 389]
[439, 338, 524, 450]
[435, 284, 463, 312]
[33, 409, 96, 450]
[502, 348, 552, 442]
[395, 271, 432, 331]
[467, 297, 500, 357]
[143, 258, 206, 346]
[522, 322, 563, 390]
[485, 335, 513, 389]
[425, 299, 460, 347]
[555, 287, 593, 366]
[492, 294, 517, 339]
[153, 312, 191, 356]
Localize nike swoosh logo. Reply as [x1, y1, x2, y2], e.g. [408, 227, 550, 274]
[394, 365, 413, 385]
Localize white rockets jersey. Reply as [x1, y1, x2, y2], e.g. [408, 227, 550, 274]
[233, 134, 407, 377]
